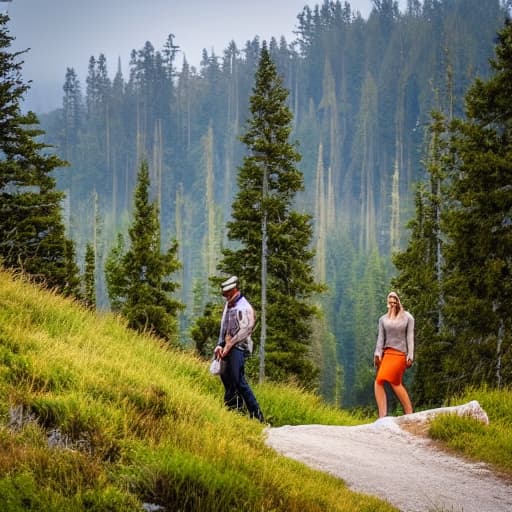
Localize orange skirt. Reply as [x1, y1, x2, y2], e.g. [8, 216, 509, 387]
[376, 348, 407, 386]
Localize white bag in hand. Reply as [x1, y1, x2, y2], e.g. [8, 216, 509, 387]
[209, 358, 223, 375]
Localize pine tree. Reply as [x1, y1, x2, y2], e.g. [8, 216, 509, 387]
[219, 43, 323, 386]
[62, 67, 83, 157]
[105, 160, 183, 343]
[441, 19, 512, 392]
[189, 301, 223, 358]
[395, 20, 512, 402]
[0, 14, 79, 294]
[392, 111, 451, 405]
[83, 242, 96, 309]
[104, 233, 125, 313]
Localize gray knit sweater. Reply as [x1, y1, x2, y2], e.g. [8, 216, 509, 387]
[374, 311, 415, 361]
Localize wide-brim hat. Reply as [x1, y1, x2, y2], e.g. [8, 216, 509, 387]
[221, 276, 238, 292]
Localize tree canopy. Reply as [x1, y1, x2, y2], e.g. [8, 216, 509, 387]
[0, 13, 78, 295]
[394, 18, 512, 403]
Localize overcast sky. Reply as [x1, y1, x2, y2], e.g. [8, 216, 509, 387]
[3, 0, 405, 113]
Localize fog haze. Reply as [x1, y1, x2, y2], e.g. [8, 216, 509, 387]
[3, 0, 403, 113]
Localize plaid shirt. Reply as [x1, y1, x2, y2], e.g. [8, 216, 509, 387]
[217, 293, 255, 353]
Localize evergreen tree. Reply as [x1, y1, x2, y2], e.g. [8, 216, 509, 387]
[395, 20, 512, 402]
[219, 43, 323, 386]
[392, 111, 451, 405]
[104, 232, 125, 313]
[62, 238, 81, 298]
[0, 14, 79, 294]
[441, 19, 512, 393]
[190, 301, 223, 358]
[105, 160, 183, 343]
[83, 242, 96, 309]
[62, 67, 83, 156]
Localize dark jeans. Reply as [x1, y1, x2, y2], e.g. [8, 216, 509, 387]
[220, 347, 263, 420]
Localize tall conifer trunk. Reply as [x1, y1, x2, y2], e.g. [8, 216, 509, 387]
[390, 138, 401, 252]
[203, 124, 216, 277]
[314, 142, 326, 282]
[152, 119, 163, 216]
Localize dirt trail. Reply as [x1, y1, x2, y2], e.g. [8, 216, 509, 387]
[265, 406, 512, 512]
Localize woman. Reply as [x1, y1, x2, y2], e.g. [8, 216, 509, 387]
[373, 291, 414, 418]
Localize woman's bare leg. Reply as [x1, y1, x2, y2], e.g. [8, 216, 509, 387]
[374, 381, 388, 418]
[390, 383, 413, 415]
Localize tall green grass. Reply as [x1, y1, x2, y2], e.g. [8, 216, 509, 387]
[428, 387, 512, 478]
[0, 270, 397, 511]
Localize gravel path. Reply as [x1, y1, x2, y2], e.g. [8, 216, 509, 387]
[265, 412, 512, 512]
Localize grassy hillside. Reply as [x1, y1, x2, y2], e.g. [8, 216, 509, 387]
[0, 270, 396, 511]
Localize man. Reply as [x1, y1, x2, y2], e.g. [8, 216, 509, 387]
[214, 276, 264, 422]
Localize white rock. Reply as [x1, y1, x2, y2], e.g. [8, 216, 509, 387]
[395, 400, 489, 427]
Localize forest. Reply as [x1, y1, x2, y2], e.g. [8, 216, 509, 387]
[3, 0, 511, 409]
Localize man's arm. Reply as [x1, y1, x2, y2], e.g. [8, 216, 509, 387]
[214, 304, 228, 358]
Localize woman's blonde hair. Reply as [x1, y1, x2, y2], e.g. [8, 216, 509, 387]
[387, 291, 404, 318]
